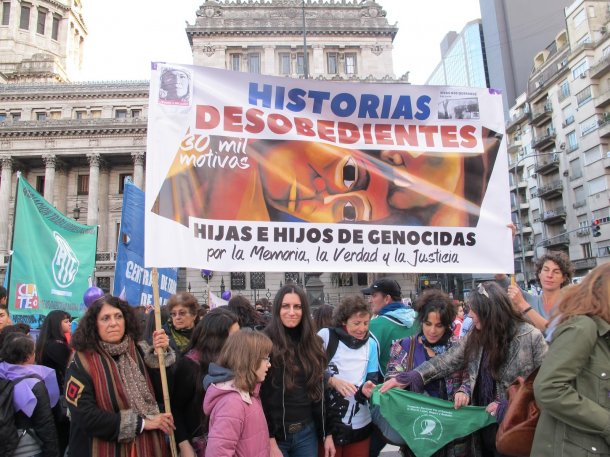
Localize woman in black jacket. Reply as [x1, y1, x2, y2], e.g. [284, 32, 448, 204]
[0, 332, 60, 457]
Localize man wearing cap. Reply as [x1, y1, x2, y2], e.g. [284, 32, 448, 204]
[362, 278, 418, 378]
[363, 278, 418, 457]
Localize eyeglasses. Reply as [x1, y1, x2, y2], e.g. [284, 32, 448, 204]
[477, 283, 489, 299]
[170, 310, 190, 318]
[262, 356, 271, 364]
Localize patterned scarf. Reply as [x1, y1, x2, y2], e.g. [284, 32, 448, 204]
[420, 332, 451, 355]
[100, 338, 159, 418]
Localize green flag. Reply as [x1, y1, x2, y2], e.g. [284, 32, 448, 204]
[371, 387, 496, 457]
[8, 175, 98, 317]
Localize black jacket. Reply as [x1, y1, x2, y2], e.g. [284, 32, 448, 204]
[14, 381, 60, 457]
[171, 354, 207, 444]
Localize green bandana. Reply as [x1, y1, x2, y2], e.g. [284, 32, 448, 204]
[371, 387, 496, 457]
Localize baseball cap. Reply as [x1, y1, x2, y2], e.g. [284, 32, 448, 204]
[361, 278, 401, 297]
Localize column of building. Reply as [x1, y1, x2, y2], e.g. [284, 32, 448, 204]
[42, 154, 56, 205]
[0, 157, 13, 254]
[132, 152, 145, 189]
[86, 153, 100, 227]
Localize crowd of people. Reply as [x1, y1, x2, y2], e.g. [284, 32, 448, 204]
[0, 253, 608, 457]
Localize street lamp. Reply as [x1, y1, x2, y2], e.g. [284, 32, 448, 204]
[511, 150, 560, 286]
[72, 201, 80, 220]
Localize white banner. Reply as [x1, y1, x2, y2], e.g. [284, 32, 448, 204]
[145, 64, 512, 273]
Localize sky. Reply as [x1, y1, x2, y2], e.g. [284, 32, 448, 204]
[79, 0, 481, 84]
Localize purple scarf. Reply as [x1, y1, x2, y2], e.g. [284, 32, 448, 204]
[0, 361, 60, 417]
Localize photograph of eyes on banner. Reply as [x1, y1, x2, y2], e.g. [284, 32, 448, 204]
[145, 63, 513, 273]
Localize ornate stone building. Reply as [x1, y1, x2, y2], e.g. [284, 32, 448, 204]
[0, 0, 417, 305]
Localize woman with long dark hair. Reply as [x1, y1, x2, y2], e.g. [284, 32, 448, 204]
[35, 310, 72, 455]
[65, 294, 175, 456]
[227, 295, 266, 330]
[380, 282, 547, 456]
[171, 307, 239, 457]
[261, 284, 334, 457]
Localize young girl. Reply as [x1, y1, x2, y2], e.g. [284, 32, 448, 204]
[203, 329, 273, 457]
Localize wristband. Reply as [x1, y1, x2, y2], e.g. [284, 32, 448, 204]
[522, 306, 533, 315]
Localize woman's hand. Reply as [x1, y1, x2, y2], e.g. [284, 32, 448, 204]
[178, 440, 196, 457]
[507, 285, 529, 312]
[361, 381, 376, 398]
[152, 329, 170, 351]
[379, 377, 406, 393]
[453, 392, 470, 409]
[269, 438, 283, 457]
[323, 434, 336, 457]
[144, 413, 175, 434]
[486, 401, 499, 417]
[329, 376, 358, 397]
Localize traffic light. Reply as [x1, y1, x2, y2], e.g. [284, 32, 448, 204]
[592, 219, 601, 237]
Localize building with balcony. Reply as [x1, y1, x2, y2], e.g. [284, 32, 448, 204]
[0, 0, 418, 306]
[505, 0, 610, 285]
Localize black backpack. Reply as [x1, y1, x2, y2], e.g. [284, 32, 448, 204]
[0, 378, 20, 457]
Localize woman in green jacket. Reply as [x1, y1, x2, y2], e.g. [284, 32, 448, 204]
[532, 263, 610, 456]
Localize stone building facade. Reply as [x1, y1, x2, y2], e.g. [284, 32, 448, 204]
[0, 0, 418, 305]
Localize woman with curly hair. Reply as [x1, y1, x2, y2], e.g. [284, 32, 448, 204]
[380, 289, 470, 456]
[318, 295, 378, 457]
[380, 282, 547, 456]
[505, 251, 574, 332]
[65, 294, 175, 456]
[164, 292, 200, 351]
[532, 263, 610, 456]
[261, 284, 334, 457]
[171, 307, 239, 457]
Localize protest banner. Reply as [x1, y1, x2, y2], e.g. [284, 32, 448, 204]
[8, 175, 98, 317]
[145, 64, 512, 273]
[113, 180, 177, 307]
[371, 388, 495, 457]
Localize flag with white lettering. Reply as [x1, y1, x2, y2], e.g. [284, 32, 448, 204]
[8, 175, 98, 317]
[113, 180, 177, 307]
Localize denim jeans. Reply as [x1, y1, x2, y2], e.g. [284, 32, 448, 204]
[277, 422, 318, 457]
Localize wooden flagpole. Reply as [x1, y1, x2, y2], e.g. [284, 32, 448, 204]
[152, 268, 178, 457]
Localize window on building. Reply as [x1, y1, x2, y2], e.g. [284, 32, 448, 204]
[572, 58, 589, 79]
[49, 111, 61, 119]
[77, 174, 89, 195]
[575, 86, 592, 106]
[131, 109, 141, 118]
[588, 175, 608, 195]
[2, 2, 11, 26]
[562, 105, 574, 126]
[115, 109, 127, 119]
[296, 53, 305, 75]
[11, 112, 20, 122]
[19, 4, 30, 30]
[356, 273, 368, 286]
[90, 109, 102, 118]
[593, 206, 610, 220]
[284, 272, 300, 285]
[598, 242, 610, 257]
[250, 272, 266, 290]
[35, 112, 47, 121]
[248, 53, 261, 74]
[530, 186, 538, 199]
[230, 272, 246, 290]
[51, 15, 60, 40]
[574, 185, 586, 203]
[118, 173, 132, 194]
[604, 45, 610, 59]
[577, 34, 591, 45]
[279, 53, 291, 75]
[96, 277, 111, 293]
[36, 176, 45, 194]
[74, 110, 86, 119]
[566, 130, 578, 151]
[559, 79, 570, 100]
[36, 8, 46, 34]
[327, 53, 338, 74]
[584, 145, 602, 165]
[231, 54, 241, 72]
[573, 9, 586, 27]
[345, 53, 357, 74]
[582, 242, 593, 258]
[579, 115, 598, 136]
[569, 157, 583, 179]
[0, 113, 5, 122]
[532, 208, 540, 222]
[526, 165, 534, 178]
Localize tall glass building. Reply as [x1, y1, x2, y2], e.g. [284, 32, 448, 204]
[426, 20, 489, 88]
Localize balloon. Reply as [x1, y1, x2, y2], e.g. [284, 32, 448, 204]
[221, 290, 232, 301]
[201, 269, 213, 279]
[83, 286, 104, 308]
